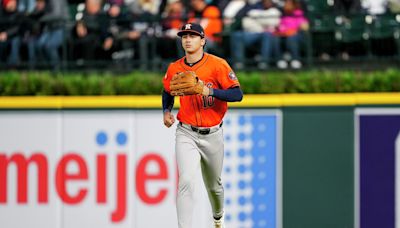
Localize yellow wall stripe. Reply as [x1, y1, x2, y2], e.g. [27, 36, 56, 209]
[0, 93, 399, 109]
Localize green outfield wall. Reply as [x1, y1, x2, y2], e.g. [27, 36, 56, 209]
[283, 107, 354, 228]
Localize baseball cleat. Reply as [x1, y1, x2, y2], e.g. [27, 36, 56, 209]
[213, 215, 225, 228]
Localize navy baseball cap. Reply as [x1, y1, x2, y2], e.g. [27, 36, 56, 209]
[177, 23, 205, 38]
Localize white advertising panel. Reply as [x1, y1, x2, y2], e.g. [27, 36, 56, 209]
[0, 111, 62, 228]
[0, 110, 280, 228]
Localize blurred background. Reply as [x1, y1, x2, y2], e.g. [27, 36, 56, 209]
[0, 0, 399, 71]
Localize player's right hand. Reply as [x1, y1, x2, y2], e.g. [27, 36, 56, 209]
[163, 111, 175, 128]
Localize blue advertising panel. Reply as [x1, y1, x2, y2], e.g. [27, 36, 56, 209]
[223, 110, 282, 228]
[357, 109, 400, 228]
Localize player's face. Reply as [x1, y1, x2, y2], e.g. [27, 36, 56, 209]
[181, 33, 205, 54]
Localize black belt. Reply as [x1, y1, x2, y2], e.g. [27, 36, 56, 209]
[179, 122, 223, 135]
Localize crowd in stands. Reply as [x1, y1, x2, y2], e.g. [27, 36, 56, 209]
[0, 0, 68, 69]
[0, 0, 400, 70]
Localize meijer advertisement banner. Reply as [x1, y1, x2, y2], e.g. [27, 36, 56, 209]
[0, 110, 281, 228]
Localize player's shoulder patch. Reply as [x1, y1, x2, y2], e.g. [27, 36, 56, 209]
[228, 70, 238, 80]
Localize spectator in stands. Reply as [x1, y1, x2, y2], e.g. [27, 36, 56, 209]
[275, 0, 309, 69]
[216, 0, 232, 13]
[161, 0, 185, 37]
[362, 0, 388, 15]
[71, 0, 107, 64]
[104, 2, 131, 56]
[333, 0, 362, 16]
[103, 1, 149, 69]
[18, 0, 35, 13]
[159, 0, 185, 58]
[217, 0, 260, 15]
[388, 0, 400, 13]
[27, 0, 69, 69]
[221, 0, 246, 31]
[230, 0, 281, 69]
[161, 0, 186, 32]
[126, 0, 163, 19]
[125, 0, 165, 62]
[0, 0, 24, 67]
[187, 0, 223, 55]
[107, 0, 124, 5]
[228, 0, 261, 30]
[24, 0, 46, 68]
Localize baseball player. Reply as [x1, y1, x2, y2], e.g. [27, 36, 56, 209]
[161, 23, 243, 228]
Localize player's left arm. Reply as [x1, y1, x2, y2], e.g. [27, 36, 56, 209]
[208, 86, 243, 102]
[203, 59, 243, 102]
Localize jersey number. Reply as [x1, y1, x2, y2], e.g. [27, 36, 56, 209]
[202, 95, 215, 108]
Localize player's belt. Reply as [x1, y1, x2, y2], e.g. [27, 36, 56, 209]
[179, 122, 223, 135]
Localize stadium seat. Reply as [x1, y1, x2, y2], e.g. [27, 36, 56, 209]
[304, 0, 333, 14]
[366, 14, 399, 40]
[335, 14, 368, 43]
[69, 4, 79, 21]
[365, 13, 400, 57]
[309, 14, 336, 32]
[331, 14, 372, 59]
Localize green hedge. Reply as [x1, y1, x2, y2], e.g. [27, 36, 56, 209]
[0, 69, 399, 96]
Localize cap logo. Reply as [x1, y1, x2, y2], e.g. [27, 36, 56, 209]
[185, 24, 192, 30]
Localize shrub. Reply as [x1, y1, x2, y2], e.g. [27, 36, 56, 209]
[0, 69, 399, 96]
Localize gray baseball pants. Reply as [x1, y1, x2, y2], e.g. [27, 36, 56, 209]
[175, 123, 225, 228]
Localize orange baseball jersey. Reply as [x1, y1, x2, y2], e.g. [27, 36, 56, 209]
[163, 53, 240, 127]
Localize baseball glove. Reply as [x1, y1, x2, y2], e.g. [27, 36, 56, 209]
[169, 71, 204, 96]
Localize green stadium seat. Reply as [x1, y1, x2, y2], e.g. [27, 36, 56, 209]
[366, 14, 400, 39]
[305, 0, 335, 32]
[364, 13, 400, 58]
[304, 0, 333, 13]
[310, 15, 336, 32]
[335, 15, 368, 43]
[69, 4, 79, 21]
